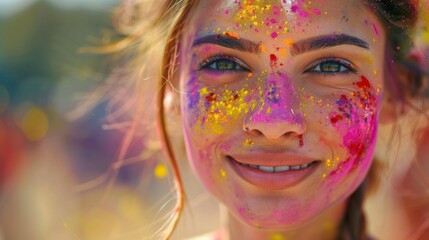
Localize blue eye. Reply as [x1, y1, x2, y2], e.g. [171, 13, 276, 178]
[200, 55, 250, 72]
[305, 58, 356, 74]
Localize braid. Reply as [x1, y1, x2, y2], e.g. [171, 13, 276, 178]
[338, 181, 368, 240]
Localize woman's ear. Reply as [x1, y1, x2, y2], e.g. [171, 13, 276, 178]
[379, 48, 425, 124]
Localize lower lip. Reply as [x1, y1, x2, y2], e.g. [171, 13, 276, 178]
[228, 157, 320, 191]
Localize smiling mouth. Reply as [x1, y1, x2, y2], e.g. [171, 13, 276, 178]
[226, 155, 321, 190]
[236, 161, 318, 173]
[226, 155, 319, 173]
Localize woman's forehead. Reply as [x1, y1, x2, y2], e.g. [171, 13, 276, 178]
[188, 0, 373, 38]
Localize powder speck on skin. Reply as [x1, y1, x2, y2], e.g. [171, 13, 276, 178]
[271, 31, 278, 38]
[225, 31, 240, 39]
[270, 54, 278, 67]
[298, 134, 304, 147]
[372, 23, 379, 36]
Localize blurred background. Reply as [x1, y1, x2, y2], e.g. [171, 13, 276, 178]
[0, 0, 428, 240]
[0, 1, 220, 239]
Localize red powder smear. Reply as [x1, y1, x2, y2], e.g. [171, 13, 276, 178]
[340, 94, 348, 101]
[206, 92, 217, 102]
[355, 76, 371, 89]
[330, 114, 344, 124]
[225, 31, 240, 39]
[298, 135, 304, 147]
[271, 32, 278, 39]
[372, 23, 379, 36]
[313, 9, 321, 15]
[270, 54, 278, 67]
[291, 5, 298, 12]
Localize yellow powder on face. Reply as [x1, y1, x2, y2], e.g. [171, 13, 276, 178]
[243, 138, 254, 147]
[220, 169, 227, 178]
[271, 233, 286, 240]
[198, 88, 252, 134]
[324, 157, 341, 173]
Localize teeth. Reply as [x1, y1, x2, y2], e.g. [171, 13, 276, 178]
[239, 162, 313, 172]
[248, 164, 259, 169]
[274, 165, 290, 172]
[291, 165, 300, 170]
[259, 166, 275, 173]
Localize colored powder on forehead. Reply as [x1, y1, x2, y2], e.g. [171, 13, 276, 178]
[225, 31, 241, 39]
[271, 31, 279, 38]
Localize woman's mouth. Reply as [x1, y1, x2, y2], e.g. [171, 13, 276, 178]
[226, 154, 321, 190]
[237, 161, 317, 173]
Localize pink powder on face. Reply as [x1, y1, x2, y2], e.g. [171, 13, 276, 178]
[328, 75, 378, 181]
[313, 9, 321, 15]
[291, 5, 299, 12]
[271, 32, 278, 39]
[372, 23, 379, 36]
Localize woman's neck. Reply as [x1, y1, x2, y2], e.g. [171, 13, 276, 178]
[226, 200, 347, 240]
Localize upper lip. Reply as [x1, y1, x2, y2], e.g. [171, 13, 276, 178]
[226, 152, 319, 167]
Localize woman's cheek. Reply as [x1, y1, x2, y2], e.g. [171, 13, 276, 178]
[184, 77, 254, 135]
[324, 76, 380, 183]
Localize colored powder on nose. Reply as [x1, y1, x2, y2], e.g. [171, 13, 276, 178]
[270, 54, 278, 67]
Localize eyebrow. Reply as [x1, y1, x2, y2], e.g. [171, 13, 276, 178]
[291, 34, 370, 56]
[192, 34, 262, 54]
[192, 33, 370, 56]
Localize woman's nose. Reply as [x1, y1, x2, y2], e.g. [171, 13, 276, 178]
[243, 108, 306, 141]
[243, 75, 306, 141]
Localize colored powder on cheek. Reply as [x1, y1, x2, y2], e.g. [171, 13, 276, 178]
[329, 114, 343, 124]
[372, 23, 379, 36]
[313, 8, 321, 15]
[197, 88, 252, 134]
[206, 92, 217, 103]
[355, 76, 370, 89]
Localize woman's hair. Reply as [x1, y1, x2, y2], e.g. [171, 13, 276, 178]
[88, 0, 424, 239]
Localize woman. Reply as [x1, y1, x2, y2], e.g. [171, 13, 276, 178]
[103, 0, 426, 239]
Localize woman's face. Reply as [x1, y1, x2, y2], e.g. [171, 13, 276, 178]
[179, 0, 386, 228]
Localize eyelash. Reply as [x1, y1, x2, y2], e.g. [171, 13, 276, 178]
[199, 54, 251, 73]
[198, 55, 357, 76]
[304, 58, 357, 74]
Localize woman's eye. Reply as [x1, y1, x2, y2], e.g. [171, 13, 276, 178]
[200, 55, 250, 72]
[305, 59, 356, 74]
